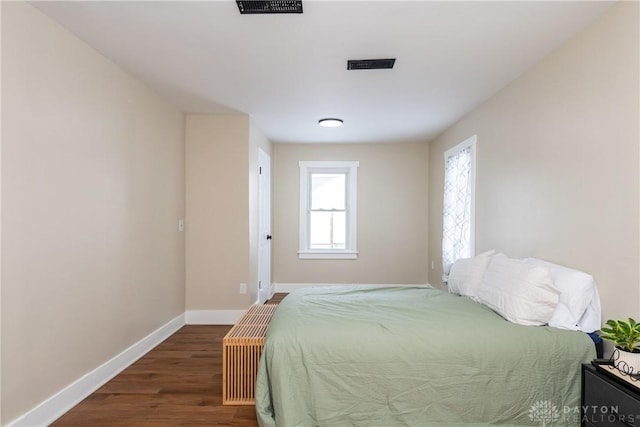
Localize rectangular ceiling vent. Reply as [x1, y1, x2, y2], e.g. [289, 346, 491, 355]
[236, 1, 303, 14]
[347, 58, 396, 70]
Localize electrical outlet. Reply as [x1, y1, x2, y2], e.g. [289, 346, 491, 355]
[239, 283, 247, 294]
[431, 260, 435, 270]
[178, 219, 185, 232]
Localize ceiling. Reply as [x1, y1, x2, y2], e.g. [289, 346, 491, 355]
[32, 1, 614, 144]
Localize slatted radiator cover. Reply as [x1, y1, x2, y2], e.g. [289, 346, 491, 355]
[222, 304, 278, 405]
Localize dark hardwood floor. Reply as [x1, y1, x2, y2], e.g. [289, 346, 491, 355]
[52, 294, 287, 427]
[265, 293, 287, 305]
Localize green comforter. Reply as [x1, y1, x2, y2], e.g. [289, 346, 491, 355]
[256, 286, 595, 426]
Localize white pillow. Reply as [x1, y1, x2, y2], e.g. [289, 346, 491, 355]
[476, 254, 560, 326]
[577, 286, 601, 333]
[525, 258, 601, 332]
[448, 250, 495, 299]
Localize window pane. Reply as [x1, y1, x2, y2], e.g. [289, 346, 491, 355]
[311, 173, 345, 210]
[442, 145, 473, 274]
[310, 211, 346, 249]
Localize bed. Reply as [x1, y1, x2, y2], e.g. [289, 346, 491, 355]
[255, 285, 596, 426]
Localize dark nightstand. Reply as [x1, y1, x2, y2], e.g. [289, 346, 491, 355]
[582, 362, 640, 426]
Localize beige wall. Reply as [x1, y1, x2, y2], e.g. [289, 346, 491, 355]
[186, 115, 268, 310]
[428, 2, 639, 322]
[0, 5, 3, 425]
[273, 142, 428, 285]
[1, 2, 186, 423]
[0, 2, 4, 423]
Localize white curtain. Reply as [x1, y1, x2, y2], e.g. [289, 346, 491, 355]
[442, 146, 472, 276]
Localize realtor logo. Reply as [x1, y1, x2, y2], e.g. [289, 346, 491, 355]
[529, 400, 560, 426]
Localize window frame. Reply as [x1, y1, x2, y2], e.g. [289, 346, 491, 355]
[442, 135, 477, 280]
[298, 161, 359, 259]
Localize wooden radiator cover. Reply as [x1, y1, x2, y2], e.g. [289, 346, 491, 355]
[222, 304, 278, 405]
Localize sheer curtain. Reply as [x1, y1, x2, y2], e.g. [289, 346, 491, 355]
[442, 142, 474, 277]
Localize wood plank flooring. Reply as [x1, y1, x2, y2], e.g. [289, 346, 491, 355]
[52, 295, 287, 427]
[51, 325, 257, 427]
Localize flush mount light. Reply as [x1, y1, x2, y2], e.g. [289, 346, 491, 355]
[318, 118, 343, 128]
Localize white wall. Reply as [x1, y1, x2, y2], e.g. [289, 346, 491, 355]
[428, 1, 639, 322]
[1, 2, 186, 423]
[273, 142, 428, 285]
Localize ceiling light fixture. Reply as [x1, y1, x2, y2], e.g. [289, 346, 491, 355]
[318, 118, 343, 128]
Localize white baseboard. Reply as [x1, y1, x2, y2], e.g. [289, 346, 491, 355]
[185, 310, 245, 325]
[273, 283, 431, 293]
[7, 313, 186, 427]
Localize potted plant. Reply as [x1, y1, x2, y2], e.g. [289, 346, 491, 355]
[600, 318, 640, 372]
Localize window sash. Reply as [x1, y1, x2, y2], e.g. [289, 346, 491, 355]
[309, 210, 346, 249]
[309, 173, 346, 210]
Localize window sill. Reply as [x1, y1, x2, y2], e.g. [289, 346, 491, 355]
[298, 251, 358, 260]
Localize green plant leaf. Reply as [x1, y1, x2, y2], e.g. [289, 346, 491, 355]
[600, 318, 640, 352]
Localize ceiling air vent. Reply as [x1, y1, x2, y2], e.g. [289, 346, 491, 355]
[236, 1, 303, 14]
[347, 58, 396, 70]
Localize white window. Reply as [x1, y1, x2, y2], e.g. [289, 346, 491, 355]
[299, 161, 359, 259]
[442, 135, 477, 278]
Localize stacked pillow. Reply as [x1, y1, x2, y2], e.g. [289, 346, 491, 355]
[474, 253, 559, 326]
[447, 252, 601, 331]
[447, 249, 494, 300]
[524, 257, 601, 332]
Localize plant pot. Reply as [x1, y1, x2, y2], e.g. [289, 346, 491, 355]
[612, 348, 640, 373]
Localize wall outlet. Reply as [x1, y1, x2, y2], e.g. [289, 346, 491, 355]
[239, 283, 247, 294]
[431, 260, 435, 270]
[178, 219, 185, 232]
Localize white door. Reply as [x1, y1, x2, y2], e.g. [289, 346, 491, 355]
[258, 149, 272, 303]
